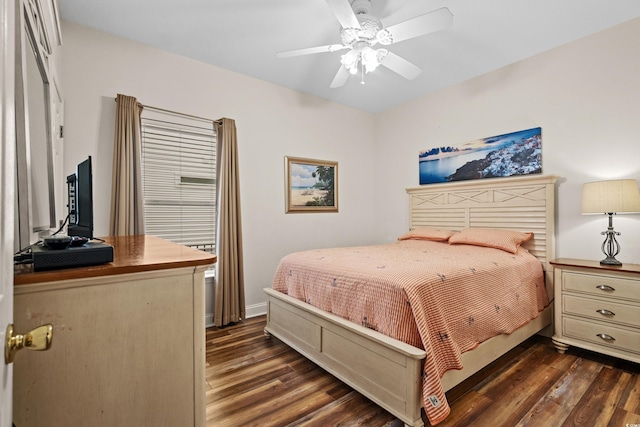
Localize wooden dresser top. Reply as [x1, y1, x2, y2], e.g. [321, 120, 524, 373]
[550, 258, 640, 275]
[14, 235, 217, 286]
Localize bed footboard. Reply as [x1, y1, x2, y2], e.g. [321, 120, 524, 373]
[264, 287, 427, 427]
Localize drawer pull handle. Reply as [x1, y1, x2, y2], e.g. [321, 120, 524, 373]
[596, 309, 615, 316]
[596, 284, 615, 292]
[596, 333, 615, 342]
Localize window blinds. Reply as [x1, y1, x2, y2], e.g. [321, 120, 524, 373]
[140, 108, 217, 254]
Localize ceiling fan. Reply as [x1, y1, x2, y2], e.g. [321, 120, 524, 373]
[276, 0, 453, 88]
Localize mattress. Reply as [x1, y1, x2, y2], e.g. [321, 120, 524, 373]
[271, 239, 548, 424]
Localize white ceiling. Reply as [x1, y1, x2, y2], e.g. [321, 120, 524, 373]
[59, 0, 640, 113]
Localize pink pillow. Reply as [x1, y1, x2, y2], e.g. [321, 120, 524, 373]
[448, 228, 533, 254]
[398, 227, 455, 242]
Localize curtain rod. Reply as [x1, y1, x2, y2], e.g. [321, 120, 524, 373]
[114, 97, 222, 125]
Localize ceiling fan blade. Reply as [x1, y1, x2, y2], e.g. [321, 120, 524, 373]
[378, 7, 453, 45]
[330, 65, 351, 88]
[379, 51, 422, 80]
[276, 44, 348, 58]
[325, 0, 361, 29]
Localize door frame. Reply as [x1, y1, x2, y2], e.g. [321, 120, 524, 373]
[0, 0, 17, 424]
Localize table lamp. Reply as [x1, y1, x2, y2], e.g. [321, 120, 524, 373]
[581, 179, 640, 265]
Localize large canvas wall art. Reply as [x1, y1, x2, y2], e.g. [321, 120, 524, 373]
[419, 127, 542, 185]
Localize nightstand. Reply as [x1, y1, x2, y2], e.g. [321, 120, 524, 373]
[550, 258, 640, 364]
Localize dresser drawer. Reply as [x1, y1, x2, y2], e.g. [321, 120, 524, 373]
[563, 295, 640, 328]
[563, 271, 640, 303]
[563, 316, 640, 356]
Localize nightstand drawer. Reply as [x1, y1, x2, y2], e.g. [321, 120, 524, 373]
[563, 271, 640, 303]
[563, 295, 640, 328]
[563, 316, 640, 355]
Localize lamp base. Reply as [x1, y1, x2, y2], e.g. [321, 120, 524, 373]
[599, 214, 622, 266]
[600, 256, 622, 266]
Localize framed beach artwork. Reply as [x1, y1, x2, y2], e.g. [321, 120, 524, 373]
[419, 127, 542, 185]
[285, 156, 338, 213]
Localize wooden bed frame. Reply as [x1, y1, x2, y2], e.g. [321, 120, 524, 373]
[264, 174, 558, 427]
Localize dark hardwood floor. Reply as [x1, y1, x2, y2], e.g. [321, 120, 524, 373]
[205, 316, 640, 427]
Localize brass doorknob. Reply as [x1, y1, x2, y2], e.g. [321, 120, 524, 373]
[4, 323, 53, 364]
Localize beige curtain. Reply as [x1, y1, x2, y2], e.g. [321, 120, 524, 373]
[214, 118, 245, 326]
[109, 94, 145, 236]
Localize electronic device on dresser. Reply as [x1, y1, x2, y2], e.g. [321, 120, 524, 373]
[67, 156, 93, 238]
[29, 156, 113, 271]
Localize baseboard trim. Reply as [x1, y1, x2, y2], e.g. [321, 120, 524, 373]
[205, 302, 267, 328]
[205, 313, 214, 328]
[245, 302, 267, 319]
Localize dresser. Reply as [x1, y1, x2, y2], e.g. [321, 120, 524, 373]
[551, 258, 640, 364]
[13, 235, 216, 427]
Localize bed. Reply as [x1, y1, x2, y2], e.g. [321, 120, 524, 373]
[264, 174, 558, 426]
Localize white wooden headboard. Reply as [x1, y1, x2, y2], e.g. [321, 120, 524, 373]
[406, 174, 559, 296]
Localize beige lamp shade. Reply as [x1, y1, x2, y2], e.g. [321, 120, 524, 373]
[581, 179, 640, 214]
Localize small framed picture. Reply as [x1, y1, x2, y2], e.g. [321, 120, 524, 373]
[285, 156, 338, 213]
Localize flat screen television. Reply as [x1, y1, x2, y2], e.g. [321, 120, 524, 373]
[67, 156, 93, 239]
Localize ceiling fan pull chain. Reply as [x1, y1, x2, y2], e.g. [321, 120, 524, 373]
[361, 60, 365, 85]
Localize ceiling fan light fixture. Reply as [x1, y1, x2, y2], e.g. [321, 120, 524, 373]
[340, 49, 359, 74]
[375, 48, 388, 63]
[340, 46, 388, 75]
[361, 47, 380, 72]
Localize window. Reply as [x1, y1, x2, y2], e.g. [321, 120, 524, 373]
[140, 108, 217, 254]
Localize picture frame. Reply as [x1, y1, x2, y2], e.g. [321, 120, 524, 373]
[419, 127, 542, 185]
[285, 156, 338, 213]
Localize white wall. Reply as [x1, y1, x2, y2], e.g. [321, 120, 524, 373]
[61, 17, 640, 320]
[61, 22, 377, 317]
[374, 17, 640, 265]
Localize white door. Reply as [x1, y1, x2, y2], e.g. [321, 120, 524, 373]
[1, 0, 16, 424]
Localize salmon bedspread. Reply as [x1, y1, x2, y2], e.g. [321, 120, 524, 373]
[271, 239, 548, 425]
